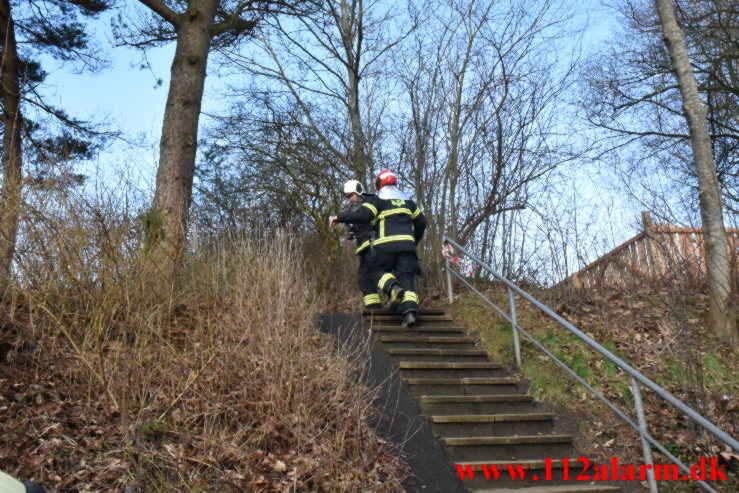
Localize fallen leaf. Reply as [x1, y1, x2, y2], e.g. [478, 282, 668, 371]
[273, 460, 287, 472]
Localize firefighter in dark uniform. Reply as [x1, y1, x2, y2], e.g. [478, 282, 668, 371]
[338, 180, 383, 310]
[331, 170, 427, 327]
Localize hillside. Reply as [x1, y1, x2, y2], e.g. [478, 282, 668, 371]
[0, 236, 407, 492]
[448, 284, 738, 492]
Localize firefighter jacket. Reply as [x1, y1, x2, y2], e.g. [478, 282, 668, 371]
[337, 194, 426, 253]
[344, 194, 380, 255]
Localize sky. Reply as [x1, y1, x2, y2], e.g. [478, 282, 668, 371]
[40, 7, 175, 192]
[33, 0, 656, 270]
[40, 0, 615, 178]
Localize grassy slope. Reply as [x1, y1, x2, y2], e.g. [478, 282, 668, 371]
[448, 284, 737, 492]
[1, 231, 407, 492]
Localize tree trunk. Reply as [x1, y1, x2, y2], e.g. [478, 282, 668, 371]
[346, 67, 367, 178]
[0, 0, 23, 296]
[339, 0, 369, 181]
[146, 0, 218, 292]
[446, 80, 462, 241]
[653, 0, 735, 345]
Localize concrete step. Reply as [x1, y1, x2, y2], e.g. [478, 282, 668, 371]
[443, 434, 573, 462]
[362, 308, 445, 316]
[420, 395, 536, 415]
[398, 362, 505, 379]
[400, 362, 503, 369]
[372, 326, 467, 337]
[432, 413, 554, 436]
[368, 314, 454, 323]
[456, 459, 621, 489]
[372, 325, 466, 332]
[387, 348, 489, 363]
[364, 320, 467, 332]
[405, 377, 519, 396]
[475, 486, 621, 493]
[380, 335, 477, 350]
[456, 459, 564, 488]
[358, 308, 618, 491]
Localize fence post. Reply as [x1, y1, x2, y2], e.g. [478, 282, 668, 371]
[641, 211, 653, 230]
[509, 288, 521, 367]
[445, 256, 453, 304]
[642, 211, 663, 281]
[631, 376, 659, 493]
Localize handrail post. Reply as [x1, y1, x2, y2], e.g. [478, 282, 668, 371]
[445, 256, 453, 304]
[508, 287, 521, 367]
[631, 376, 658, 493]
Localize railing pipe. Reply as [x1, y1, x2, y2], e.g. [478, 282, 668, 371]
[452, 269, 633, 419]
[451, 270, 718, 492]
[443, 236, 739, 452]
[445, 256, 453, 304]
[508, 288, 521, 367]
[631, 377, 658, 493]
[643, 434, 717, 492]
[449, 268, 719, 492]
[450, 269, 516, 322]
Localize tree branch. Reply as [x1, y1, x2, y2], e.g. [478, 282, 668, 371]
[138, 0, 180, 28]
[212, 15, 257, 36]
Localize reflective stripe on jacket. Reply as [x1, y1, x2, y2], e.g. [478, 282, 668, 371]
[337, 195, 426, 253]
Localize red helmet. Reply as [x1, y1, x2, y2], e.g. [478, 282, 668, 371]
[374, 170, 397, 190]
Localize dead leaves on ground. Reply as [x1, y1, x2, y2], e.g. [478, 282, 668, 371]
[1, 308, 407, 492]
[537, 286, 738, 486]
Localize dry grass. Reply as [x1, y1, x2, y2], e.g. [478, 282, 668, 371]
[0, 189, 407, 492]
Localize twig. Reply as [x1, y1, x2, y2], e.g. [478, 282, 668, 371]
[156, 351, 220, 423]
[37, 304, 120, 411]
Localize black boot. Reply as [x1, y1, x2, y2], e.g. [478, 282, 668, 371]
[386, 284, 405, 308]
[401, 311, 416, 328]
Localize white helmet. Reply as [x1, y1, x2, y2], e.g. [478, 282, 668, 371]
[343, 179, 364, 196]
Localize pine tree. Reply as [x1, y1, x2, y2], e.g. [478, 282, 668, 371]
[0, 0, 112, 294]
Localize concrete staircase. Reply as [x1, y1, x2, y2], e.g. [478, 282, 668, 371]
[364, 308, 621, 493]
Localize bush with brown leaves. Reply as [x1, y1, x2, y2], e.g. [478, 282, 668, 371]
[1, 190, 407, 492]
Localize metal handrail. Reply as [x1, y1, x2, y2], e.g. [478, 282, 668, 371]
[443, 236, 738, 493]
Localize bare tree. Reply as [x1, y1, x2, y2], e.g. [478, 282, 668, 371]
[117, 0, 308, 291]
[581, 0, 738, 220]
[221, 0, 408, 181]
[201, 0, 409, 254]
[653, 0, 735, 344]
[0, 0, 23, 295]
[203, 100, 346, 247]
[394, 0, 582, 276]
[200, 0, 583, 285]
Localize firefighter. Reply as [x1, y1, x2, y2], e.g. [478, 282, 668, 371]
[331, 170, 426, 327]
[338, 179, 383, 310]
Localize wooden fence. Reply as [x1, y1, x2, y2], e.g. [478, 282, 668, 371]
[555, 212, 739, 292]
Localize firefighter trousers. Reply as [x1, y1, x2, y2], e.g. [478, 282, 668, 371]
[358, 250, 382, 308]
[373, 250, 420, 314]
